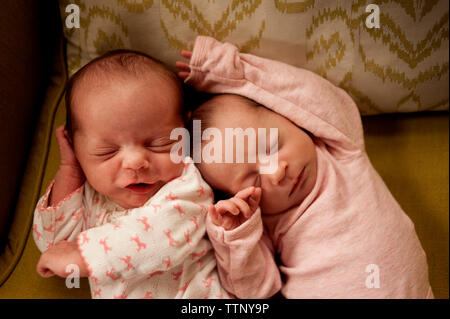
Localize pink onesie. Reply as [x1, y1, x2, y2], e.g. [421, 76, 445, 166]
[187, 36, 433, 299]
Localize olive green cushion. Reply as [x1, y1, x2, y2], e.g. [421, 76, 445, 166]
[363, 112, 449, 299]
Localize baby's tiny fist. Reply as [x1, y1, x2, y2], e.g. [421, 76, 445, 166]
[36, 241, 88, 278]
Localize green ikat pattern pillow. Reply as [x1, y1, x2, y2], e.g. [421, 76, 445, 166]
[59, 0, 449, 115]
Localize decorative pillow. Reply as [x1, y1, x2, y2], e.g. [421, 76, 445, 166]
[59, 0, 448, 115]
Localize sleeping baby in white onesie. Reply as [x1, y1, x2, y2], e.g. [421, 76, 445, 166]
[32, 49, 231, 299]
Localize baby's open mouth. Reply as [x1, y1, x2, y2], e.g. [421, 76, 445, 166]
[126, 183, 155, 194]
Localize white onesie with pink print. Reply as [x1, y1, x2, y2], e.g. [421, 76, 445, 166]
[33, 157, 230, 299]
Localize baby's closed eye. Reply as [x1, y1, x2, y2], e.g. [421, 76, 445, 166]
[145, 138, 177, 152]
[91, 147, 118, 158]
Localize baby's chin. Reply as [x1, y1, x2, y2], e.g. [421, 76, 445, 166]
[115, 197, 150, 209]
[261, 180, 316, 214]
[112, 192, 155, 209]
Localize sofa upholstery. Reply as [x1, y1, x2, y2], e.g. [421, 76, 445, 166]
[0, 0, 448, 298]
[0, 0, 53, 255]
[0, 0, 62, 287]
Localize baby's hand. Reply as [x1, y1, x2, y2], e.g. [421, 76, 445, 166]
[175, 50, 192, 80]
[209, 186, 262, 231]
[37, 240, 89, 278]
[55, 126, 83, 174]
[50, 126, 85, 205]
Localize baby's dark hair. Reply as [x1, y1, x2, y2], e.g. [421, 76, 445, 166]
[65, 49, 183, 139]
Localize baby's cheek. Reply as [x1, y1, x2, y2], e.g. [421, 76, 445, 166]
[84, 162, 115, 190]
[157, 153, 184, 180]
[258, 190, 282, 215]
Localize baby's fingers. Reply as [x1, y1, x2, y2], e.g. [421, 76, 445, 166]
[208, 204, 222, 226]
[235, 186, 261, 214]
[215, 200, 240, 216]
[175, 61, 190, 79]
[175, 61, 190, 72]
[55, 126, 71, 149]
[229, 197, 252, 219]
[181, 50, 192, 59]
[248, 187, 262, 212]
[55, 126, 77, 162]
[38, 267, 55, 278]
[221, 215, 236, 231]
[36, 256, 55, 278]
[175, 61, 191, 80]
[177, 51, 192, 80]
[209, 204, 237, 230]
[235, 186, 256, 201]
[177, 71, 190, 80]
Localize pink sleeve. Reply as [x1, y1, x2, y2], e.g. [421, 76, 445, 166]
[206, 209, 281, 298]
[186, 36, 365, 156]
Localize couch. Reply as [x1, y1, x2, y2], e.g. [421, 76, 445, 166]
[0, 0, 447, 298]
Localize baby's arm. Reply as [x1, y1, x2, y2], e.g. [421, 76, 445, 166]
[177, 37, 364, 153]
[33, 126, 97, 278]
[206, 187, 281, 298]
[33, 180, 86, 253]
[34, 181, 90, 278]
[76, 160, 213, 286]
[50, 126, 85, 206]
[33, 126, 88, 252]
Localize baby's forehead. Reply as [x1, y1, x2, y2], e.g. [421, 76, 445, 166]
[76, 65, 175, 93]
[73, 71, 180, 111]
[210, 95, 307, 131]
[71, 80, 183, 138]
[207, 95, 274, 127]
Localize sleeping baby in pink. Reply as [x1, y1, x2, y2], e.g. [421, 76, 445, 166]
[176, 36, 433, 298]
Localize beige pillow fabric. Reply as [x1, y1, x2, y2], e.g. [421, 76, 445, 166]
[59, 0, 448, 114]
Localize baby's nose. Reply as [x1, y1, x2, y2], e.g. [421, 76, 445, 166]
[123, 148, 150, 171]
[268, 161, 287, 186]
